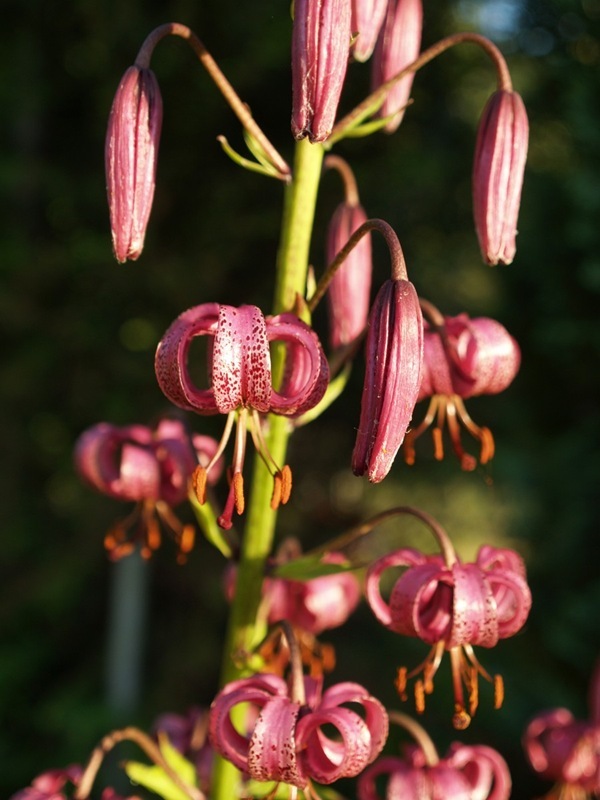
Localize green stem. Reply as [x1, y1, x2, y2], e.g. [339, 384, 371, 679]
[211, 138, 325, 800]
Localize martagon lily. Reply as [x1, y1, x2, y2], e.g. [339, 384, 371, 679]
[155, 303, 329, 529]
[523, 660, 600, 797]
[209, 624, 388, 790]
[364, 509, 531, 728]
[75, 418, 220, 561]
[404, 303, 521, 470]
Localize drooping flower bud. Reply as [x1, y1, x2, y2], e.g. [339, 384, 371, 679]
[351, 0, 388, 63]
[473, 89, 529, 266]
[371, 0, 423, 133]
[291, 0, 352, 143]
[105, 65, 163, 262]
[326, 199, 372, 349]
[352, 278, 423, 482]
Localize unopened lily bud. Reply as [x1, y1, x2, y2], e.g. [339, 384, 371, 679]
[371, 0, 423, 133]
[352, 278, 423, 482]
[105, 65, 163, 262]
[292, 0, 352, 143]
[351, 0, 388, 62]
[326, 200, 372, 349]
[473, 89, 529, 266]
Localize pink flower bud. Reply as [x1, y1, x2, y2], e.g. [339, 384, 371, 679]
[473, 90, 529, 265]
[105, 65, 163, 262]
[351, 0, 388, 62]
[371, 0, 423, 133]
[352, 278, 424, 483]
[292, 0, 352, 143]
[326, 200, 372, 349]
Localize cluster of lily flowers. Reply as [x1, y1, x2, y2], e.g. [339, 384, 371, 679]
[14, 0, 596, 799]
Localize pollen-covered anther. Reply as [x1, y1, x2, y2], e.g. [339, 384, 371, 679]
[192, 465, 208, 504]
[494, 674, 504, 709]
[233, 472, 245, 515]
[395, 667, 408, 701]
[453, 706, 471, 731]
[414, 680, 426, 714]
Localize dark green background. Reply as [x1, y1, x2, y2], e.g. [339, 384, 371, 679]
[1, 0, 599, 796]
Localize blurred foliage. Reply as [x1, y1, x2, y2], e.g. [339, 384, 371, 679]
[1, 0, 599, 796]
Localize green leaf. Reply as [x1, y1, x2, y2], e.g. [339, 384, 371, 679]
[189, 490, 233, 558]
[272, 553, 355, 581]
[124, 761, 193, 800]
[217, 136, 280, 180]
[158, 734, 198, 783]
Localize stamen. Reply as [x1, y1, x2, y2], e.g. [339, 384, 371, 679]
[468, 664, 479, 717]
[403, 430, 417, 465]
[192, 466, 208, 504]
[146, 515, 162, 551]
[280, 465, 292, 504]
[432, 427, 444, 460]
[452, 706, 471, 731]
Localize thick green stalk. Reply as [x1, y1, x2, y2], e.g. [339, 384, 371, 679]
[211, 137, 324, 800]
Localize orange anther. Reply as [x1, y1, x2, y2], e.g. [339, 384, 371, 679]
[432, 427, 444, 460]
[192, 465, 208, 504]
[395, 666, 408, 700]
[180, 524, 195, 553]
[493, 674, 504, 709]
[414, 679, 426, 714]
[233, 472, 245, 515]
[452, 706, 471, 730]
[280, 465, 292, 505]
[271, 473, 282, 510]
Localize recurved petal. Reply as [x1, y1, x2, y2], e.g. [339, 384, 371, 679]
[352, 279, 423, 482]
[208, 674, 288, 773]
[155, 304, 220, 414]
[212, 305, 271, 413]
[357, 756, 426, 800]
[448, 744, 512, 800]
[296, 706, 373, 783]
[268, 313, 329, 416]
[449, 563, 498, 648]
[247, 697, 306, 787]
[365, 547, 433, 630]
[460, 318, 521, 397]
[319, 682, 389, 761]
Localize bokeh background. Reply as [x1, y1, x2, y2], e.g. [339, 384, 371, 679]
[1, 0, 599, 796]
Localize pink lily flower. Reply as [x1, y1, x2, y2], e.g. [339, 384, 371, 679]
[366, 544, 532, 728]
[352, 278, 424, 483]
[75, 418, 220, 560]
[292, 0, 352, 142]
[105, 64, 163, 262]
[404, 310, 521, 470]
[326, 196, 372, 351]
[358, 743, 511, 800]
[226, 540, 361, 636]
[155, 303, 329, 528]
[371, 0, 423, 133]
[473, 89, 529, 266]
[209, 672, 388, 788]
[10, 766, 82, 800]
[351, 0, 389, 63]
[523, 661, 600, 795]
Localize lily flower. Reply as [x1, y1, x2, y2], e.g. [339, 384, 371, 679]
[10, 766, 83, 800]
[105, 64, 163, 262]
[352, 278, 424, 483]
[155, 303, 329, 529]
[358, 743, 511, 800]
[473, 89, 529, 265]
[351, 0, 389, 63]
[404, 308, 520, 470]
[75, 418, 220, 561]
[366, 543, 532, 728]
[371, 0, 423, 133]
[209, 672, 388, 788]
[523, 661, 600, 797]
[292, 0, 352, 142]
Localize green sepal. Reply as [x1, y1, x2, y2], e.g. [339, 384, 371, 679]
[217, 135, 281, 179]
[325, 94, 386, 148]
[189, 491, 233, 559]
[124, 735, 197, 800]
[341, 113, 402, 138]
[294, 363, 352, 427]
